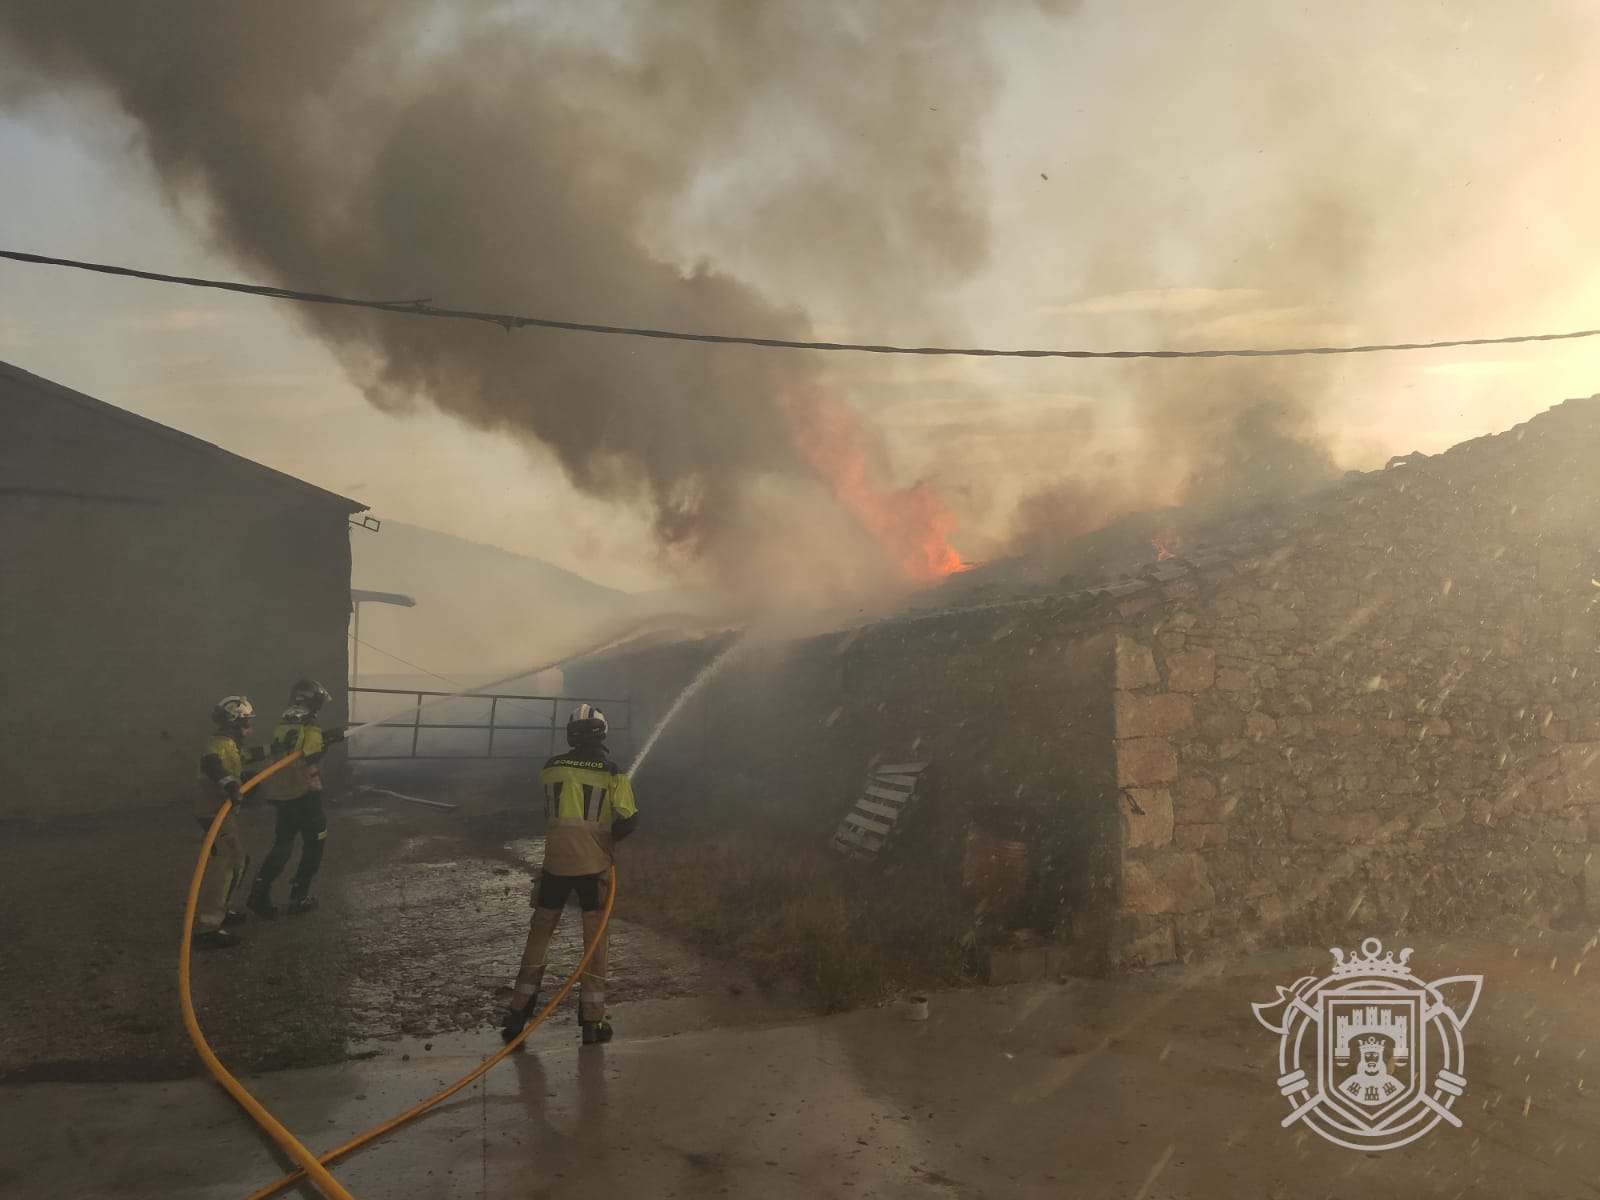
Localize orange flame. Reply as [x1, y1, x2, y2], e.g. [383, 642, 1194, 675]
[783, 391, 976, 583]
[1152, 527, 1182, 561]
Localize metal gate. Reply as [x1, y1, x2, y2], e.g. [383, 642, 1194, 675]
[346, 687, 632, 761]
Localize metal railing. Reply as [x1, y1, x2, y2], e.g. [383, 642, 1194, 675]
[346, 687, 632, 760]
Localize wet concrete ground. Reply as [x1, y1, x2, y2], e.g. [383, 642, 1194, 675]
[7, 929, 1600, 1199]
[0, 763, 766, 1080]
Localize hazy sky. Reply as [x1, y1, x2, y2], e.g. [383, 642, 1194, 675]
[4, 1, 1599, 597]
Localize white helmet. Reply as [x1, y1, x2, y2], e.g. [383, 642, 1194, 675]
[566, 703, 608, 746]
[213, 695, 254, 729]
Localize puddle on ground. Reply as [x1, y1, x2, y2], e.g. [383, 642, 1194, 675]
[338, 834, 757, 1047]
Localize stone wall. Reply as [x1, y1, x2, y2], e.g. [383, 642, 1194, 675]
[1111, 397, 1600, 964]
[569, 395, 1600, 975]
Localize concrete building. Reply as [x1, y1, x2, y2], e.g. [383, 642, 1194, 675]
[0, 360, 364, 819]
[566, 393, 1600, 976]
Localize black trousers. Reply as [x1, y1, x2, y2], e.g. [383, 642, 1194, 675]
[535, 870, 605, 911]
[256, 792, 327, 899]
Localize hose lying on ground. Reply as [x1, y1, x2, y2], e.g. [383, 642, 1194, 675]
[181, 751, 616, 1200]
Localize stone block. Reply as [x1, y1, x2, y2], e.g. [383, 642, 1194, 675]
[1556, 848, 1591, 878]
[1563, 621, 1600, 654]
[1115, 635, 1160, 689]
[1584, 859, 1600, 918]
[1173, 912, 1215, 962]
[1313, 713, 1362, 738]
[985, 945, 1051, 986]
[1115, 692, 1195, 739]
[1250, 892, 1291, 927]
[1124, 788, 1175, 848]
[1113, 916, 1178, 967]
[1561, 743, 1600, 803]
[1200, 712, 1244, 739]
[1529, 755, 1564, 782]
[1554, 812, 1589, 844]
[1258, 606, 1300, 631]
[1215, 668, 1254, 692]
[1375, 816, 1412, 842]
[1289, 810, 1381, 843]
[1415, 798, 1466, 831]
[1245, 712, 1277, 739]
[1538, 777, 1571, 811]
[1117, 737, 1179, 786]
[1174, 822, 1229, 849]
[1527, 842, 1561, 875]
[1122, 852, 1216, 915]
[1173, 777, 1237, 823]
[1166, 647, 1216, 692]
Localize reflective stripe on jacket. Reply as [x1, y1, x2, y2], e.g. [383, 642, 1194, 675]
[538, 752, 637, 875]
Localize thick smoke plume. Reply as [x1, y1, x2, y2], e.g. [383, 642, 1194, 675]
[9, 2, 1597, 613]
[0, 0, 1059, 607]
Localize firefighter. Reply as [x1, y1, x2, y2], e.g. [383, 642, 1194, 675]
[246, 679, 346, 918]
[501, 703, 638, 1047]
[194, 695, 264, 950]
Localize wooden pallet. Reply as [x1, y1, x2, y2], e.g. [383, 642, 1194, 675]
[830, 760, 930, 861]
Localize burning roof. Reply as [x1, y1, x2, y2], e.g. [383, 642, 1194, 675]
[885, 391, 1600, 625]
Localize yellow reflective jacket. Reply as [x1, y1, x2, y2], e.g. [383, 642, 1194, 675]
[538, 751, 638, 876]
[195, 733, 244, 819]
[262, 721, 325, 802]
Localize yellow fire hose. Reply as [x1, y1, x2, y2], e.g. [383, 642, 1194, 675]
[182, 751, 616, 1200]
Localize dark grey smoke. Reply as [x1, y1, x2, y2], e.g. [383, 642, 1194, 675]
[0, 0, 1061, 596]
[18, 2, 1576, 600]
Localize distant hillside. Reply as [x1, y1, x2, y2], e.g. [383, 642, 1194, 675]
[350, 521, 664, 680]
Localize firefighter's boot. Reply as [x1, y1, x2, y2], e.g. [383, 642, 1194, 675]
[581, 1020, 613, 1046]
[246, 882, 279, 919]
[193, 928, 243, 951]
[500, 1000, 536, 1045]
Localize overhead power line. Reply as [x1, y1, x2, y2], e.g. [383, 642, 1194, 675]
[5, 246, 1600, 361]
[346, 633, 463, 689]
